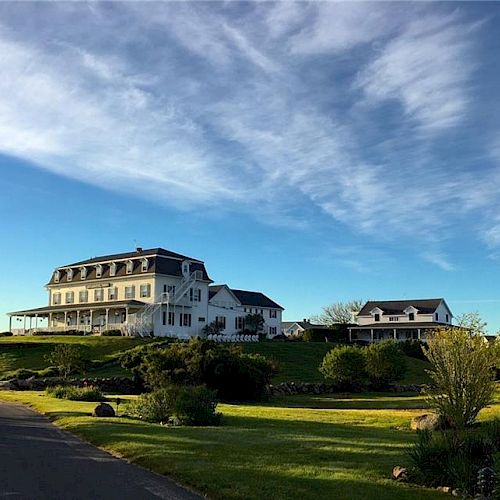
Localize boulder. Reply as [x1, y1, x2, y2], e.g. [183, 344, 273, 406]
[410, 413, 446, 431]
[92, 402, 115, 418]
[392, 466, 408, 481]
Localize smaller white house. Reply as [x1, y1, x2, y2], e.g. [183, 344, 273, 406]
[208, 285, 283, 338]
[281, 319, 328, 337]
[349, 298, 453, 343]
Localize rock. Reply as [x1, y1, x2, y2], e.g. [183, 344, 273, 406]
[436, 486, 452, 493]
[92, 402, 115, 417]
[451, 489, 462, 497]
[392, 466, 408, 481]
[410, 413, 446, 431]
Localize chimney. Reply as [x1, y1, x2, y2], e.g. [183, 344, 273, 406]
[136, 247, 143, 253]
[303, 318, 308, 323]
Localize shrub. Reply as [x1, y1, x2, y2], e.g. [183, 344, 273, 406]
[319, 346, 366, 387]
[46, 385, 104, 401]
[32, 330, 86, 336]
[0, 331, 13, 337]
[123, 339, 277, 401]
[365, 340, 406, 388]
[398, 340, 427, 360]
[408, 423, 500, 494]
[45, 344, 84, 378]
[424, 327, 499, 429]
[304, 326, 348, 343]
[101, 329, 122, 337]
[127, 388, 173, 423]
[170, 385, 221, 426]
[38, 366, 60, 378]
[8, 368, 38, 380]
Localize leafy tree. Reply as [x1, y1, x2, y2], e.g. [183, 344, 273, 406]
[319, 345, 366, 387]
[456, 311, 488, 336]
[424, 326, 499, 429]
[313, 299, 364, 326]
[45, 344, 84, 378]
[202, 320, 224, 336]
[365, 340, 406, 388]
[244, 313, 265, 336]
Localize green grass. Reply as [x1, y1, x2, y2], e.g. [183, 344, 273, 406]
[0, 389, 457, 500]
[0, 336, 151, 379]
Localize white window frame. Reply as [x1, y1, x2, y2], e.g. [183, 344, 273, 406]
[140, 284, 151, 298]
[80, 267, 87, 280]
[67, 269, 73, 282]
[108, 287, 118, 300]
[125, 285, 135, 299]
[95, 264, 103, 278]
[79, 290, 88, 303]
[54, 271, 60, 283]
[141, 258, 148, 272]
[65, 291, 74, 304]
[109, 262, 117, 277]
[53, 293, 61, 305]
[94, 289, 104, 302]
[126, 260, 133, 275]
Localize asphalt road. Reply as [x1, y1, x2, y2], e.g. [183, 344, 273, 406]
[0, 401, 204, 500]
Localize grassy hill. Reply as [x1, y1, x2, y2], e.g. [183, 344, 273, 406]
[0, 336, 431, 385]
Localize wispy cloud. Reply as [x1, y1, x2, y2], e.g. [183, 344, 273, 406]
[0, 2, 496, 268]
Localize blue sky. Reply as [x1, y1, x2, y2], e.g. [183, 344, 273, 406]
[1, 2, 500, 332]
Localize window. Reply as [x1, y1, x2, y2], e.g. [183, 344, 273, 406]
[65, 291, 74, 304]
[235, 317, 244, 330]
[198, 317, 206, 322]
[270, 310, 277, 318]
[67, 269, 73, 282]
[435, 313, 439, 321]
[269, 326, 277, 336]
[180, 313, 191, 327]
[79, 290, 88, 303]
[446, 314, 449, 323]
[140, 284, 151, 298]
[94, 289, 104, 302]
[141, 258, 148, 272]
[54, 270, 60, 283]
[80, 267, 87, 280]
[109, 262, 117, 277]
[125, 286, 135, 299]
[389, 316, 399, 322]
[374, 313, 380, 322]
[168, 312, 175, 325]
[182, 261, 189, 276]
[409, 312, 415, 321]
[95, 264, 103, 278]
[162, 311, 166, 326]
[53, 293, 61, 305]
[108, 287, 118, 300]
[189, 288, 201, 302]
[215, 316, 226, 329]
[126, 260, 133, 274]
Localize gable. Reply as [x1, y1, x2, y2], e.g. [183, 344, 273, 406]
[358, 299, 444, 316]
[208, 285, 241, 306]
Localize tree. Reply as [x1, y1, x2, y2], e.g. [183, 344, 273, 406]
[313, 299, 364, 326]
[244, 313, 265, 336]
[456, 311, 488, 336]
[423, 325, 500, 429]
[202, 320, 224, 337]
[364, 340, 406, 388]
[319, 345, 367, 387]
[45, 344, 84, 379]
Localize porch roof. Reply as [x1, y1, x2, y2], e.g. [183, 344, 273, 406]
[348, 322, 450, 330]
[8, 300, 146, 317]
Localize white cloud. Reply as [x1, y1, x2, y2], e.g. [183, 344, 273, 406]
[421, 251, 455, 272]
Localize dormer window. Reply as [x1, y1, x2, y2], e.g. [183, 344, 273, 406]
[67, 269, 73, 282]
[126, 260, 133, 274]
[182, 261, 190, 277]
[141, 258, 148, 272]
[95, 264, 103, 278]
[409, 312, 415, 321]
[54, 270, 60, 283]
[109, 262, 117, 277]
[80, 267, 87, 280]
[374, 313, 380, 322]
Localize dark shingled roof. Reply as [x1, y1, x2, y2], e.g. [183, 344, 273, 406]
[48, 248, 212, 285]
[8, 300, 147, 316]
[283, 321, 328, 330]
[358, 299, 445, 316]
[209, 285, 283, 310]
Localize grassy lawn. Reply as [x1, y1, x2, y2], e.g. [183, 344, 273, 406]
[0, 389, 472, 500]
[0, 336, 151, 379]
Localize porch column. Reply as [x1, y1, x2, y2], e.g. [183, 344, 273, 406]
[89, 310, 93, 331]
[418, 328, 421, 340]
[23, 315, 26, 332]
[105, 308, 109, 330]
[76, 310, 80, 329]
[49, 312, 53, 328]
[371, 328, 374, 343]
[393, 328, 397, 341]
[125, 307, 129, 323]
[34, 314, 38, 332]
[64, 311, 68, 330]
[29, 316, 32, 329]
[348, 328, 352, 342]
[8, 316, 12, 332]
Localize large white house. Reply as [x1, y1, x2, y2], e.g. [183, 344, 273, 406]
[348, 298, 453, 342]
[7, 247, 283, 338]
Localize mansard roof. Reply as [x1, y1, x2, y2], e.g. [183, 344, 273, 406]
[209, 285, 283, 310]
[358, 298, 446, 316]
[48, 248, 211, 285]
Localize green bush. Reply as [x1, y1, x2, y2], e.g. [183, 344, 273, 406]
[32, 330, 86, 336]
[101, 329, 122, 337]
[408, 422, 500, 494]
[127, 386, 221, 426]
[365, 340, 406, 388]
[45, 344, 84, 378]
[122, 339, 277, 401]
[319, 345, 366, 387]
[0, 331, 13, 337]
[170, 385, 221, 426]
[303, 326, 348, 343]
[46, 384, 104, 401]
[8, 368, 38, 380]
[398, 340, 427, 360]
[38, 366, 60, 378]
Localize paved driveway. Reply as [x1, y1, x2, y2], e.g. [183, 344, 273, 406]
[0, 402, 203, 500]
